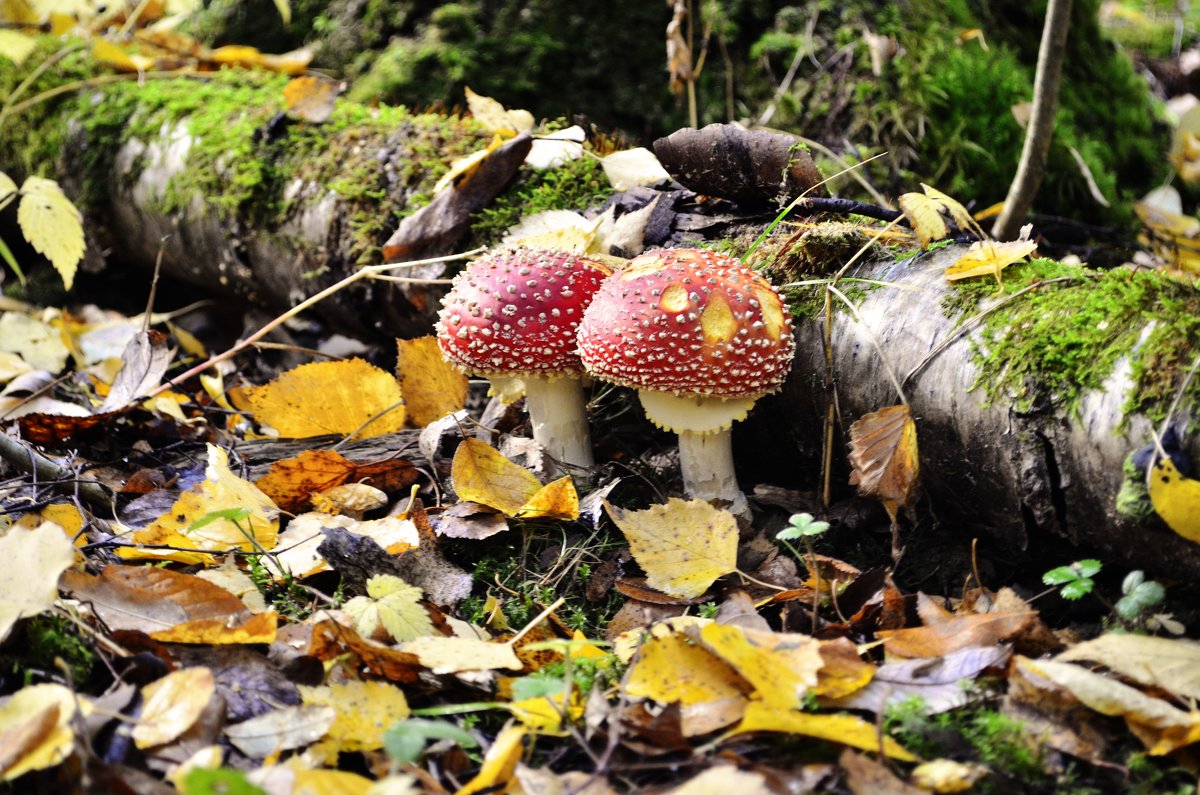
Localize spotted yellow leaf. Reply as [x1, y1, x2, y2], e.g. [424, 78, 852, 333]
[396, 335, 467, 426]
[456, 724, 526, 795]
[625, 632, 749, 706]
[299, 680, 410, 754]
[17, 177, 84, 291]
[245, 358, 406, 439]
[451, 438, 541, 516]
[399, 636, 522, 675]
[516, 475, 579, 520]
[133, 668, 216, 749]
[606, 498, 738, 599]
[694, 623, 823, 710]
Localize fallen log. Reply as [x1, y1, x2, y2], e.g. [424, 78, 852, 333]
[760, 245, 1200, 581]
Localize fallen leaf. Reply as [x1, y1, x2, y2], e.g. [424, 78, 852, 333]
[910, 759, 988, 793]
[605, 498, 738, 599]
[451, 438, 541, 516]
[122, 444, 280, 564]
[313, 483, 387, 517]
[516, 475, 580, 520]
[245, 359, 406, 440]
[1057, 633, 1200, 702]
[666, 766, 773, 795]
[0, 311, 70, 372]
[0, 684, 85, 781]
[299, 680, 410, 754]
[255, 449, 358, 514]
[224, 705, 337, 758]
[1017, 656, 1200, 755]
[600, 148, 670, 191]
[133, 668, 216, 749]
[0, 520, 76, 643]
[100, 329, 172, 411]
[396, 335, 468, 427]
[464, 87, 534, 135]
[343, 574, 434, 643]
[732, 701, 917, 761]
[897, 193, 948, 247]
[17, 177, 84, 291]
[848, 405, 919, 524]
[944, 239, 1037, 287]
[306, 619, 423, 682]
[624, 631, 750, 707]
[878, 612, 1034, 658]
[283, 75, 342, 123]
[400, 635, 522, 674]
[456, 723, 526, 795]
[824, 645, 1011, 714]
[692, 623, 823, 709]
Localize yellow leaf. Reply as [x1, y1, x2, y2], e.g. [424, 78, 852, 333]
[0, 521, 76, 643]
[508, 691, 582, 734]
[292, 768, 375, 795]
[625, 632, 749, 706]
[245, 358, 406, 439]
[396, 335, 467, 426]
[133, 667, 216, 749]
[668, 767, 774, 795]
[516, 475, 579, 520]
[151, 610, 277, 645]
[606, 498, 738, 599]
[207, 44, 264, 67]
[0, 684, 86, 781]
[694, 623, 823, 709]
[91, 39, 156, 72]
[464, 86, 534, 135]
[944, 239, 1037, 288]
[455, 723, 526, 795]
[0, 30, 35, 65]
[343, 574, 434, 643]
[1148, 458, 1200, 542]
[897, 193, 948, 247]
[732, 701, 917, 761]
[911, 759, 988, 793]
[921, 183, 982, 237]
[17, 177, 84, 291]
[283, 75, 341, 123]
[399, 636, 523, 675]
[121, 444, 279, 564]
[451, 437, 541, 516]
[299, 680, 410, 754]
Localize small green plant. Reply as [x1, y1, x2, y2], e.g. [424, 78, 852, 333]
[1042, 559, 1102, 600]
[383, 718, 478, 765]
[1115, 570, 1177, 633]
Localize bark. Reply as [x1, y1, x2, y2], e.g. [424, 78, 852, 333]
[758, 245, 1200, 581]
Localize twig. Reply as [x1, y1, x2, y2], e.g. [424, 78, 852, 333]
[0, 433, 112, 508]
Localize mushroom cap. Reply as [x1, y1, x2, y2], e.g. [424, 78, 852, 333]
[436, 247, 612, 378]
[577, 247, 795, 401]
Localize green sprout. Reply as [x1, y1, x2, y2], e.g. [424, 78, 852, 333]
[1042, 559, 1102, 601]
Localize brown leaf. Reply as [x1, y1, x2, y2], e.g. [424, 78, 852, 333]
[878, 612, 1035, 658]
[255, 449, 357, 514]
[282, 75, 342, 123]
[848, 405, 919, 518]
[840, 749, 925, 795]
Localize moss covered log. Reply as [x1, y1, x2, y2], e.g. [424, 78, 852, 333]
[751, 246, 1200, 581]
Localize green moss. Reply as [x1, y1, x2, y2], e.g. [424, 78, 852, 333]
[943, 259, 1200, 422]
[6, 613, 97, 686]
[469, 155, 613, 246]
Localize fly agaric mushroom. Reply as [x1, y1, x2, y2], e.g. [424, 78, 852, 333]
[436, 246, 612, 469]
[577, 248, 795, 515]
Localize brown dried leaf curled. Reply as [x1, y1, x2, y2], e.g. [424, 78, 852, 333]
[848, 405, 919, 518]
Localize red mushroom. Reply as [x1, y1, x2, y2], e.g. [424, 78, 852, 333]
[436, 246, 612, 469]
[577, 248, 795, 515]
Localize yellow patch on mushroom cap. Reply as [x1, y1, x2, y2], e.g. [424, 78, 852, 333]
[660, 283, 691, 313]
[700, 292, 736, 344]
[754, 285, 785, 341]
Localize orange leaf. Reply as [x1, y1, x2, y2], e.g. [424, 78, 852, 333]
[878, 612, 1036, 658]
[245, 358, 406, 439]
[848, 405, 919, 520]
[283, 75, 342, 123]
[255, 449, 357, 513]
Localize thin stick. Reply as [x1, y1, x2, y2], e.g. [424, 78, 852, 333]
[147, 248, 482, 399]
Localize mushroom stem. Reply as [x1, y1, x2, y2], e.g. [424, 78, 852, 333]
[677, 430, 749, 518]
[523, 375, 594, 469]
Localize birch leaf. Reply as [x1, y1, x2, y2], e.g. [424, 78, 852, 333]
[17, 177, 84, 291]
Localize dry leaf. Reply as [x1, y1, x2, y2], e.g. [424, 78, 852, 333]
[133, 668, 216, 749]
[451, 438, 541, 516]
[464, 87, 534, 135]
[693, 623, 823, 709]
[910, 759, 988, 793]
[601, 148, 670, 191]
[262, 512, 418, 580]
[399, 636, 522, 674]
[732, 701, 917, 761]
[245, 359, 406, 439]
[896, 193, 948, 247]
[16, 177, 84, 291]
[666, 766, 773, 795]
[224, 705, 337, 758]
[516, 475, 580, 520]
[283, 75, 341, 123]
[343, 574, 434, 643]
[1057, 634, 1200, 702]
[878, 612, 1034, 658]
[396, 335, 468, 427]
[256, 449, 358, 513]
[944, 239, 1037, 287]
[624, 631, 749, 707]
[0, 520, 75, 643]
[0, 684, 84, 781]
[456, 723, 526, 795]
[848, 405, 919, 524]
[121, 444, 279, 564]
[605, 499, 738, 599]
[299, 680, 410, 754]
[824, 645, 1010, 714]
